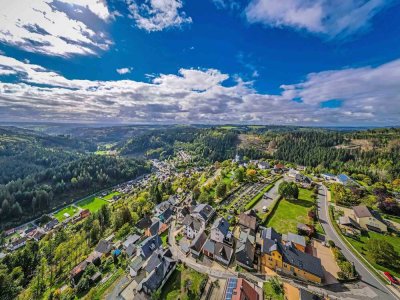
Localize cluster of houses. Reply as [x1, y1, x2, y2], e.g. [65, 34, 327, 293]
[179, 204, 325, 284]
[338, 204, 388, 235]
[322, 173, 358, 186]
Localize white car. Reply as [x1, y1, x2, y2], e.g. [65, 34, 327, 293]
[262, 206, 268, 212]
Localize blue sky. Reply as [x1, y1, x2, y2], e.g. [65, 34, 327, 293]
[0, 0, 400, 125]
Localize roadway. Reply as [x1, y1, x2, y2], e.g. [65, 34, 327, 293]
[317, 185, 399, 300]
[252, 177, 283, 213]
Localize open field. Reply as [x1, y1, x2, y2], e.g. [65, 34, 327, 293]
[103, 191, 121, 200]
[345, 231, 400, 278]
[266, 188, 315, 234]
[160, 264, 207, 300]
[53, 206, 78, 222]
[77, 197, 109, 213]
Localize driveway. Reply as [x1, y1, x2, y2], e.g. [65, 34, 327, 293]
[252, 178, 283, 213]
[317, 185, 398, 300]
[311, 240, 339, 285]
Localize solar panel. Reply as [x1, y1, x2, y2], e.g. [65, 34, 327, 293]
[225, 278, 238, 300]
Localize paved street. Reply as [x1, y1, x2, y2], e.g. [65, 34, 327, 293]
[316, 185, 399, 300]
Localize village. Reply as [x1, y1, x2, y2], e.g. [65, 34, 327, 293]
[1, 155, 399, 300]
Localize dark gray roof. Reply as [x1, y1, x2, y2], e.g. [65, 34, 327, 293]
[281, 242, 324, 279]
[149, 220, 162, 236]
[238, 213, 257, 231]
[158, 207, 173, 222]
[190, 231, 207, 252]
[140, 235, 162, 259]
[300, 288, 321, 300]
[123, 234, 141, 249]
[142, 256, 176, 293]
[95, 240, 112, 254]
[203, 239, 215, 253]
[145, 249, 173, 273]
[183, 215, 203, 231]
[235, 238, 255, 268]
[193, 204, 215, 221]
[212, 217, 230, 236]
[261, 227, 280, 241]
[283, 233, 306, 247]
[214, 242, 233, 262]
[136, 216, 152, 230]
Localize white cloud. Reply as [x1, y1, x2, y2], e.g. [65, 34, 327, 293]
[116, 67, 133, 74]
[212, 0, 240, 10]
[0, 54, 400, 125]
[245, 0, 391, 38]
[0, 0, 112, 57]
[127, 0, 192, 32]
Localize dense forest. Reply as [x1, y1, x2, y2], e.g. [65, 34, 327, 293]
[0, 127, 150, 229]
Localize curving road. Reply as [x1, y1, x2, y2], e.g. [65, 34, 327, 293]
[317, 185, 399, 300]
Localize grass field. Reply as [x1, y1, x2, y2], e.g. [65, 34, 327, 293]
[345, 231, 400, 278]
[103, 191, 121, 200]
[77, 197, 108, 213]
[266, 188, 315, 234]
[53, 206, 78, 222]
[161, 264, 207, 300]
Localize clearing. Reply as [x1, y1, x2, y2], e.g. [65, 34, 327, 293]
[77, 197, 109, 213]
[160, 264, 207, 300]
[266, 188, 315, 234]
[53, 206, 78, 222]
[103, 191, 121, 200]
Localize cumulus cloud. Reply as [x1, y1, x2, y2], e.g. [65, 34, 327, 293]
[0, 0, 112, 57]
[127, 0, 192, 32]
[245, 0, 392, 38]
[116, 67, 133, 74]
[0, 54, 399, 125]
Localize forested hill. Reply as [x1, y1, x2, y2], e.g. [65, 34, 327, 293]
[0, 127, 151, 229]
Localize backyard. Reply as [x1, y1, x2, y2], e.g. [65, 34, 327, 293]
[77, 197, 109, 213]
[53, 206, 78, 222]
[345, 231, 400, 278]
[266, 188, 315, 234]
[160, 264, 208, 300]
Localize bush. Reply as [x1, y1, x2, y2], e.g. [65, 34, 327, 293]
[328, 240, 335, 248]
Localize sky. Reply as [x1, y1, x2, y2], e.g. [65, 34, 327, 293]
[0, 0, 400, 126]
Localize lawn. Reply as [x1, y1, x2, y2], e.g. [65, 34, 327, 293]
[345, 231, 400, 278]
[103, 191, 121, 200]
[160, 230, 169, 246]
[53, 206, 78, 222]
[77, 197, 109, 213]
[263, 281, 284, 300]
[266, 188, 314, 234]
[160, 264, 207, 300]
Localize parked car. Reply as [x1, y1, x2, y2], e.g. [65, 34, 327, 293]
[262, 206, 268, 212]
[384, 272, 399, 285]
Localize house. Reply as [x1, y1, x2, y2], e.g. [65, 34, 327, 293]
[211, 217, 232, 245]
[138, 235, 163, 260]
[95, 239, 113, 255]
[154, 200, 172, 215]
[90, 272, 102, 285]
[224, 277, 263, 300]
[336, 174, 357, 186]
[258, 161, 270, 170]
[32, 229, 46, 242]
[70, 260, 89, 285]
[192, 204, 215, 224]
[260, 233, 324, 284]
[44, 219, 59, 232]
[190, 230, 207, 258]
[203, 239, 234, 266]
[156, 207, 173, 223]
[321, 173, 336, 181]
[8, 237, 27, 251]
[136, 216, 153, 232]
[353, 205, 387, 232]
[139, 249, 177, 295]
[86, 251, 102, 265]
[296, 174, 312, 187]
[282, 232, 306, 252]
[297, 223, 314, 236]
[80, 209, 90, 219]
[177, 205, 191, 223]
[274, 163, 285, 172]
[238, 212, 257, 234]
[129, 255, 144, 277]
[260, 227, 281, 242]
[123, 234, 141, 256]
[145, 219, 168, 237]
[235, 228, 255, 270]
[288, 168, 299, 178]
[182, 215, 204, 239]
